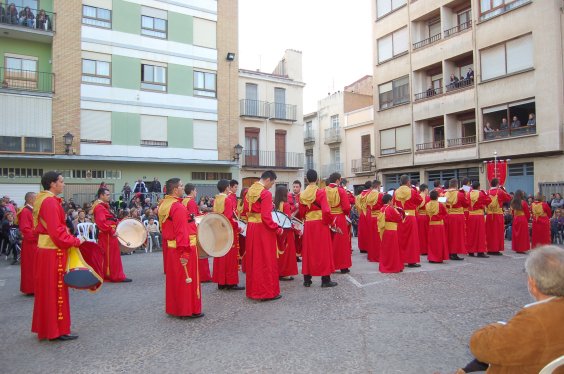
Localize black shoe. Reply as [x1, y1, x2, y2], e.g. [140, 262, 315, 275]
[477, 253, 490, 258]
[121, 278, 132, 283]
[261, 294, 282, 302]
[187, 313, 205, 319]
[429, 261, 443, 264]
[321, 281, 338, 288]
[303, 281, 312, 287]
[450, 254, 464, 261]
[468, 253, 476, 257]
[488, 252, 503, 256]
[359, 250, 367, 254]
[218, 284, 227, 290]
[406, 263, 421, 268]
[51, 334, 79, 341]
[227, 285, 245, 290]
[296, 257, 302, 262]
[340, 268, 350, 274]
[279, 276, 294, 281]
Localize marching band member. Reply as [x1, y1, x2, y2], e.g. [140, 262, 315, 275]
[274, 185, 298, 281]
[18, 191, 37, 295]
[426, 190, 449, 263]
[32, 171, 84, 340]
[433, 180, 446, 196]
[159, 178, 202, 318]
[377, 194, 403, 273]
[299, 169, 336, 287]
[355, 181, 372, 254]
[393, 175, 423, 267]
[326, 172, 352, 273]
[288, 180, 302, 262]
[466, 182, 492, 258]
[485, 178, 512, 255]
[366, 180, 383, 263]
[237, 187, 248, 273]
[212, 180, 244, 291]
[510, 190, 531, 253]
[444, 178, 469, 261]
[416, 184, 430, 256]
[531, 193, 552, 248]
[93, 187, 131, 283]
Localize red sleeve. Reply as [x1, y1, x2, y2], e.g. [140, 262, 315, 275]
[18, 209, 35, 240]
[522, 201, 531, 221]
[94, 205, 115, 235]
[283, 202, 292, 216]
[439, 204, 448, 220]
[411, 188, 423, 206]
[224, 198, 238, 230]
[481, 191, 492, 207]
[460, 191, 470, 208]
[339, 187, 351, 215]
[501, 190, 512, 204]
[387, 206, 401, 223]
[319, 190, 332, 225]
[170, 203, 191, 256]
[41, 198, 80, 249]
[298, 202, 306, 220]
[543, 203, 552, 218]
[260, 190, 278, 231]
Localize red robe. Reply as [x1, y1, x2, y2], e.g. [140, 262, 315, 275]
[426, 201, 449, 262]
[511, 201, 531, 253]
[393, 185, 423, 264]
[212, 194, 239, 286]
[243, 182, 280, 299]
[183, 197, 212, 282]
[444, 189, 470, 254]
[531, 202, 551, 248]
[356, 190, 371, 252]
[277, 202, 298, 277]
[299, 184, 334, 276]
[378, 204, 403, 273]
[237, 191, 248, 273]
[326, 183, 351, 270]
[366, 190, 383, 262]
[159, 196, 202, 317]
[32, 191, 81, 340]
[486, 187, 512, 252]
[288, 192, 302, 256]
[466, 190, 492, 254]
[93, 200, 126, 282]
[18, 205, 37, 295]
[416, 194, 431, 255]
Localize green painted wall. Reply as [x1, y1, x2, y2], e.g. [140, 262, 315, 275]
[112, 55, 139, 90]
[168, 12, 193, 44]
[112, 112, 140, 146]
[168, 64, 193, 96]
[39, 0, 54, 13]
[168, 117, 193, 148]
[113, 0, 141, 35]
[0, 38, 52, 73]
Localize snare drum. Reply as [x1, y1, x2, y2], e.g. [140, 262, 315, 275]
[291, 217, 304, 235]
[271, 211, 292, 229]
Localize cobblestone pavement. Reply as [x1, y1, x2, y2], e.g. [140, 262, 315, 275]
[0, 239, 535, 374]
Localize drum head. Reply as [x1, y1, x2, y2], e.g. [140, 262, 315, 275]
[272, 211, 292, 229]
[116, 218, 147, 250]
[197, 213, 234, 258]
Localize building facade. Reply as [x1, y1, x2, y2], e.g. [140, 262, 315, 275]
[0, 0, 239, 205]
[372, 0, 564, 194]
[238, 49, 305, 189]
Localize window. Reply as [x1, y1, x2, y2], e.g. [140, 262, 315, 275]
[82, 59, 111, 85]
[10, 1, 37, 9]
[482, 98, 536, 139]
[428, 19, 441, 38]
[141, 15, 167, 38]
[480, 34, 533, 81]
[378, 75, 409, 110]
[376, 0, 407, 19]
[141, 64, 167, 92]
[0, 136, 22, 152]
[192, 172, 233, 181]
[380, 125, 411, 155]
[194, 71, 216, 97]
[5, 56, 37, 88]
[82, 5, 111, 28]
[245, 128, 260, 166]
[140, 115, 168, 147]
[385, 172, 420, 190]
[81, 110, 111, 143]
[193, 18, 217, 49]
[0, 167, 43, 178]
[305, 149, 314, 170]
[377, 27, 408, 63]
[274, 87, 287, 119]
[330, 115, 339, 129]
[480, 0, 529, 20]
[330, 147, 341, 165]
[458, 8, 472, 27]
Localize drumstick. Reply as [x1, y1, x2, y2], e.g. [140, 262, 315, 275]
[182, 263, 193, 284]
[116, 233, 131, 247]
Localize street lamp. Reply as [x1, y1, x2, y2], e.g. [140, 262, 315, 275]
[63, 132, 74, 155]
[226, 52, 236, 61]
[233, 144, 243, 161]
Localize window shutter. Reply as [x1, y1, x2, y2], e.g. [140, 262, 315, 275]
[380, 128, 396, 149]
[481, 44, 506, 80]
[378, 34, 393, 62]
[140, 115, 167, 141]
[395, 125, 412, 151]
[506, 34, 533, 74]
[377, 0, 391, 17]
[81, 110, 111, 141]
[393, 27, 408, 55]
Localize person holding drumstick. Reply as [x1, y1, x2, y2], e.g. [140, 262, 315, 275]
[158, 178, 203, 318]
[274, 185, 298, 281]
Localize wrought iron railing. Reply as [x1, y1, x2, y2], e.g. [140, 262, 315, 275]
[444, 20, 472, 38]
[380, 147, 411, 155]
[270, 103, 297, 121]
[413, 33, 441, 50]
[414, 86, 443, 101]
[0, 5, 55, 31]
[447, 135, 476, 147]
[445, 77, 474, 92]
[324, 128, 342, 144]
[0, 67, 54, 93]
[242, 150, 304, 168]
[351, 158, 374, 174]
[416, 139, 445, 151]
[304, 130, 315, 144]
[484, 125, 536, 141]
[321, 163, 344, 177]
[240, 99, 270, 118]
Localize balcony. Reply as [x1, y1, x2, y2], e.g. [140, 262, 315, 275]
[351, 158, 375, 174]
[444, 21, 472, 38]
[304, 130, 315, 145]
[413, 33, 441, 50]
[0, 136, 54, 154]
[0, 6, 55, 42]
[447, 135, 476, 147]
[324, 128, 342, 145]
[270, 103, 297, 122]
[483, 125, 536, 141]
[242, 150, 304, 169]
[240, 99, 270, 118]
[445, 77, 474, 93]
[414, 87, 442, 101]
[416, 139, 444, 151]
[321, 163, 344, 178]
[0, 67, 54, 94]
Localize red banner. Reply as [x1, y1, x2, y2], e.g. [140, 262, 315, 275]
[487, 160, 508, 186]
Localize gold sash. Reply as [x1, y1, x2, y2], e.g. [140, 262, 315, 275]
[305, 210, 322, 221]
[426, 200, 439, 218]
[300, 184, 318, 208]
[247, 212, 262, 223]
[38, 234, 57, 249]
[246, 182, 264, 206]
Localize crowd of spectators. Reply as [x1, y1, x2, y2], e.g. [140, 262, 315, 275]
[0, 3, 52, 30]
[483, 113, 536, 138]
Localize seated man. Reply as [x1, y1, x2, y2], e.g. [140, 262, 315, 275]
[147, 217, 161, 248]
[458, 245, 564, 374]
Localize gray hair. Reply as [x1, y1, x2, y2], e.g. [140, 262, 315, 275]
[525, 246, 564, 297]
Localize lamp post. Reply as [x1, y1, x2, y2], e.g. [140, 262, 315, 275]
[63, 132, 74, 155]
[233, 144, 243, 161]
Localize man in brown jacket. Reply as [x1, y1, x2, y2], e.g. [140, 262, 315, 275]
[458, 245, 564, 374]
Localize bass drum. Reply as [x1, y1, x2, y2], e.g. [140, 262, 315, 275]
[116, 218, 147, 253]
[196, 213, 234, 259]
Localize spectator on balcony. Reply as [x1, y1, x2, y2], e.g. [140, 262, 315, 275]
[36, 9, 50, 30]
[527, 113, 536, 127]
[449, 74, 459, 89]
[426, 86, 435, 97]
[500, 118, 509, 131]
[466, 67, 474, 82]
[511, 116, 522, 129]
[483, 122, 495, 135]
[5, 3, 18, 24]
[19, 6, 34, 27]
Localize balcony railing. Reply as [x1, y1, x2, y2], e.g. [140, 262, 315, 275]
[0, 67, 54, 93]
[240, 99, 270, 118]
[416, 139, 445, 151]
[484, 125, 536, 141]
[380, 147, 411, 156]
[324, 127, 342, 144]
[270, 103, 297, 122]
[413, 33, 441, 50]
[0, 136, 54, 154]
[140, 140, 168, 147]
[242, 150, 304, 169]
[447, 135, 476, 147]
[479, 0, 530, 21]
[445, 77, 474, 92]
[321, 163, 344, 178]
[0, 5, 55, 32]
[414, 86, 443, 101]
[444, 21, 472, 38]
[304, 130, 315, 144]
[351, 158, 374, 174]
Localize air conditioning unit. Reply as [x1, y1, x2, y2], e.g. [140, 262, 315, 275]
[8, 173, 15, 179]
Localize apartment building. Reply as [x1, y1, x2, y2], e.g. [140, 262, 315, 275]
[372, 0, 564, 194]
[0, 0, 238, 204]
[238, 49, 305, 188]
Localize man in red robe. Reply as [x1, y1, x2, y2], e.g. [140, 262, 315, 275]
[299, 169, 336, 287]
[159, 178, 202, 318]
[325, 172, 351, 273]
[426, 190, 449, 263]
[416, 184, 430, 255]
[393, 175, 422, 267]
[485, 178, 512, 255]
[18, 191, 37, 295]
[242, 170, 282, 301]
[212, 179, 244, 290]
[433, 180, 446, 196]
[32, 171, 84, 340]
[182, 184, 212, 282]
[378, 194, 403, 273]
[445, 178, 469, 260]
[288, 180, 302, 262]
[93, 188, 131, 283]
[366, 180, 383, 262]
[466, 182, 492, 258]
[355, 181, 372, 254]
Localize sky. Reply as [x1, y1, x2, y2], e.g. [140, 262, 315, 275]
[238, 0, 373, 114]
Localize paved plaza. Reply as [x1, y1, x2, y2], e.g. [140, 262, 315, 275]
[1, 239, 533, 374]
